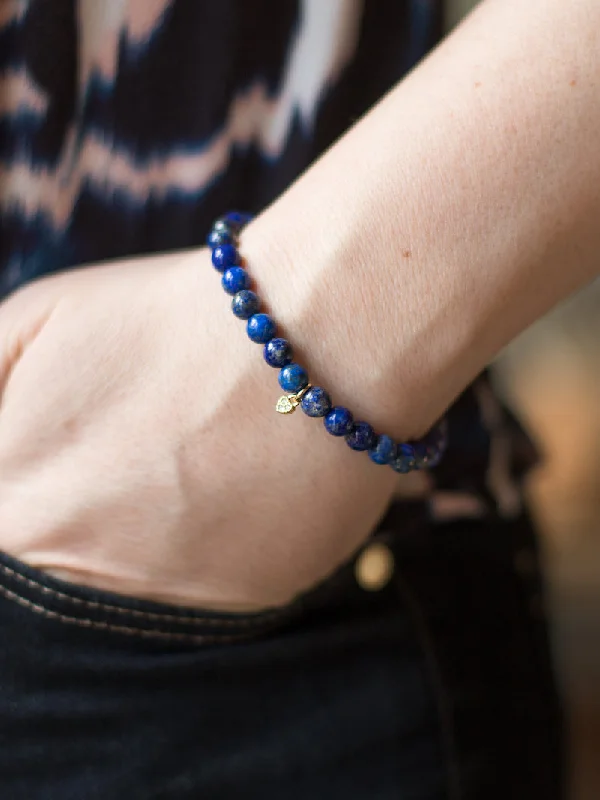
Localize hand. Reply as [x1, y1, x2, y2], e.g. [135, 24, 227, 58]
[0, 248, 399, 610]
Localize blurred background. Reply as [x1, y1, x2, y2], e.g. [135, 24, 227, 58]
[447, 3, 600, 798]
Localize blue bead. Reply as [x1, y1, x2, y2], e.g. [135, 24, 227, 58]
[212, 244, 240, 272]
[231, 290, 260, 319]
[390, 443, 417, 474]
[345, 422, 376, 451]
[221, 266, 250, 295]
[324, 406, 353, 436]
[368, 435, 397, 465]
[412, 442, 431, 469]
[207, 228, 234, 248]
[300, 386, 332, 418]
[263, 338, 292, 368]
[247, 313, 276, 343]
[212, 218, 235, 236]
[427, 422, 448, 452]
[223, 211, 253, 232]
[424, 445, 443, 468]
[278, 363, 308, 393]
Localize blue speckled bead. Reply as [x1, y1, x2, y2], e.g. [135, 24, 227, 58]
[207, 228, 234, 248]
[427, 423, 448, 452]
[346, 421, 376, 451]
[231, 290, 260, 319]
[247, 313, 276, 343]
[221, 266, 250, 295]
[391, 443, 417, 474]
[223, 211, 253, 232]
[212, 218, 235, 237]
[263, 338, 292, 368]
[300, 386, 332, 418]
[411, 441, 432, 469]
[324, 406, 353, 436]
[368, 434, 397, 465]
[278, 363, 308, 393]
[423, 444, 443, 468]
[212, 243, 240, 272]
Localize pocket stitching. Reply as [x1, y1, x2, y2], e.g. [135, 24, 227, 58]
[0, 581, 281, 643]
[0, 562, 286, 627]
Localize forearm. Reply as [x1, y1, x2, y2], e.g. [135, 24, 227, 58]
[244, 0, 600, 438]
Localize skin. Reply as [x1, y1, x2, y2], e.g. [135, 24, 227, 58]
[0, 0, 598, 610]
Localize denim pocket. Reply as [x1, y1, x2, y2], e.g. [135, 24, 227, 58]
[0, 530, 451, 800]
[0, 549, 298, 647]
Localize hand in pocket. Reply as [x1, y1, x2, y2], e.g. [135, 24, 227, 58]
[0, 249, 397, 611]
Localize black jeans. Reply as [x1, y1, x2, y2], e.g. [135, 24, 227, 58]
[0, 504, 563, 799]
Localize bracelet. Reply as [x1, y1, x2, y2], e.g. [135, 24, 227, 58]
[206, 211, 447, 473]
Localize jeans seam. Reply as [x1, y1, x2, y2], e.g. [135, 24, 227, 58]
[0, 580, 283, 643]
[0, 561, 286, 627]
[393, 568, 463, 800]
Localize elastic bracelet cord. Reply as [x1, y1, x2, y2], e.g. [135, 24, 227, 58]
[207, 211, 448, 473]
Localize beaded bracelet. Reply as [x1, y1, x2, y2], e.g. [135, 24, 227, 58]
[206, 211, 448, 473]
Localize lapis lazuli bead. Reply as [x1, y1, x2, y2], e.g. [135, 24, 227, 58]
[423, 445, 443, 468]
[263, 338, 292, 368]
[207, 228, 234, 248]
[224, 211, 253, 232]
[346, 421, 376, 451]
[212, 243, 240, 272]
[368, 434, 397, 465]
[231, 290, 260, 319]
[212, 218, 235, 237]
[324, 406, 353, 436]
[411, 441, 431, 469]
[426, 423, 447, 452]
[300, 386, 332, 418]
[247, 313, 276, 344]
[391, 443, 417, 474]
[221, 266, 250, 295]
[278, 363, 308, 393]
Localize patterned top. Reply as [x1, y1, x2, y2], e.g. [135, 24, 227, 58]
[0, 0, 534, 521]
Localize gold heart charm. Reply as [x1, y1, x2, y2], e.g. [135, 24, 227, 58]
[275, 395, 296, 414]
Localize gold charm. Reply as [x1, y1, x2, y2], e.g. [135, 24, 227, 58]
[275, 384, 311, 415]
[275, 395, 297, 414]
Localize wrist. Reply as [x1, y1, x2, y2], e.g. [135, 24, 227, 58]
[241, 207, 467, 442]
